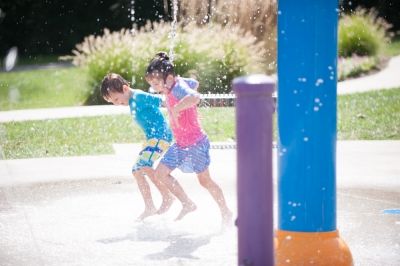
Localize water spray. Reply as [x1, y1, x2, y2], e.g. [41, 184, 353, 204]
[4, 47, 18, 72]
[169, 0, 178, 63]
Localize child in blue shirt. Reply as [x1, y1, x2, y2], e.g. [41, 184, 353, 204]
[100, 73, 195, 221]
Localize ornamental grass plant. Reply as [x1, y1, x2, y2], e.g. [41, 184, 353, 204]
[66, 22, 266, 104]
[339, 8, 391, 57]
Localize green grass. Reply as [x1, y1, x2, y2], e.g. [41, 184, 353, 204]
[0, 107, 236, 159]
[0, 67, 90, 110]
[1, 88, 399, 159]
[338, 88, 400, 139]
[1, 115, 139, 159]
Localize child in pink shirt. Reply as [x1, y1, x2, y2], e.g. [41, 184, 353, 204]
[145, 52, 232, 225]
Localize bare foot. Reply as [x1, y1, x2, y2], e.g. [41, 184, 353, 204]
[222, 210, 233, 227]
[175, 202, 197, 221]
[136, 208, 157, 221]
[156, 196, 175, 215]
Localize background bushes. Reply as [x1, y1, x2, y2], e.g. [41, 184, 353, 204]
[177, 0, 277, 72]
[338, 9, 390, 57]
[69, 22, 266, 104]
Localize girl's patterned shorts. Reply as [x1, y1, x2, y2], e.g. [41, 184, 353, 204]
[132, 138, 170, 172]
[160, 136, 211, 174]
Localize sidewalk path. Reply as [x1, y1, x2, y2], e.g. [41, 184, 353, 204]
[1, 55, 399, 123]
[0, 105, 128, 123]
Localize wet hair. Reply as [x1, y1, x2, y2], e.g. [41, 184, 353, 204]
[145, 52, 175, 81]
[100, 73, 129, 99]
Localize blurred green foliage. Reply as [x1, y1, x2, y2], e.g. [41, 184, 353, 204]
[338, 9, 390, 57]
[67, 22, 266, 104]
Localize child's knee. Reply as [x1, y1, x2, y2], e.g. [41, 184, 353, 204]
[198, 175, 212, 187]
[155, 163, 172, 179]
[132, 169, 145, 179]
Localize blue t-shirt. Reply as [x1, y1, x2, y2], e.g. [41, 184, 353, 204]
[129, 89, 172, 142]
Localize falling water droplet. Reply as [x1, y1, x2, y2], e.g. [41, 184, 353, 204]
[315, 79, 324, 86]
[4, 47, 18, 71]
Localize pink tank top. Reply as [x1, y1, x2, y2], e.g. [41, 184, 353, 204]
[166, 78, 205, 147]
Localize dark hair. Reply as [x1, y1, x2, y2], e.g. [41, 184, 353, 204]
[100, 73, 129, 99]
[145, 51, 175, 81]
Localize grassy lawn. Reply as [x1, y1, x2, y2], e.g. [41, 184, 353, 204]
[0, 107, 235, 159]
[1, 56, 399, 159]
[338, 88, 400, 139]
[1, 88, 399, 159]
[0, 67, 90, 110]
[0, 115, 138, 159]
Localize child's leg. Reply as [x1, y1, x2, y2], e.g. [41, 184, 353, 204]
[155, 163, 197, 220]
[132, 169, 157, 220]
[196, 168, 233, 225]
[142, 167, 175, 213]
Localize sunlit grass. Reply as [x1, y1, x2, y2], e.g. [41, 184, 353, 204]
[1, 107, 235, 159]
[200, 107, 236, 142]
[338, 88, 400, 139]
[0, 67, 90, 111]
[2, 115, 139, 159]
[1, 89, 399, 159]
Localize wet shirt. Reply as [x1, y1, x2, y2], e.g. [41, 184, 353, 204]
[129, 89, 172, 142]
[166, 77, 205, 147]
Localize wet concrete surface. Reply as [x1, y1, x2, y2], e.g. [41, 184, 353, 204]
[0, 142, 399, 265]
[0, 178, 237, 266]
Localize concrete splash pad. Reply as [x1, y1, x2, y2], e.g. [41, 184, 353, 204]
[1, 143, 399, 265]
[0, 178, 237, 266]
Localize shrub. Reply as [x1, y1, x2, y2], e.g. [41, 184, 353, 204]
[338, 55, 380, 81]
[338, 8, 391, 57]
[178, 0, 277, 72]
[66, 22, 266, 104]
[64, 28, 135, 104]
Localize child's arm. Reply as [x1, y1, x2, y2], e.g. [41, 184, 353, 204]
[170, 93, 200, 127]
[172, 93, 200, 113]
[169, 81, 200, 126]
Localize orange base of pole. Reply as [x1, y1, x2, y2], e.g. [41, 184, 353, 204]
[275, 230, 353, 266]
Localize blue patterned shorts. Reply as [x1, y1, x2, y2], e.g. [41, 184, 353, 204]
[160, 136, 211, 173]
[132, 138, 171, 172]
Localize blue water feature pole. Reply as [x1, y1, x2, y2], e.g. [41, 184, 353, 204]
[275, 0, 353, 265]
